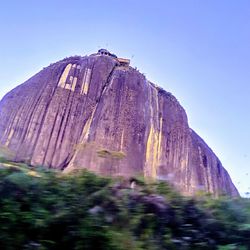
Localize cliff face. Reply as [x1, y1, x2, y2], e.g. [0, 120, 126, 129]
[0, 52, 238, 196]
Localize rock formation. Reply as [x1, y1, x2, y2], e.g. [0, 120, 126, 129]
[0, 50, 238, 196]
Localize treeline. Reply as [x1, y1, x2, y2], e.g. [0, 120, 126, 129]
[0, 160, 250, 250]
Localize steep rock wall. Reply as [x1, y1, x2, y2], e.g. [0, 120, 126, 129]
[0, 54, 239, 196]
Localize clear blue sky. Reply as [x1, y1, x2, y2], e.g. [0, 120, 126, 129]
[0, 0, 249, 195]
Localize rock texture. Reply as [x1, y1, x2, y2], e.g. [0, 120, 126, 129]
[0, 51, 238, 196]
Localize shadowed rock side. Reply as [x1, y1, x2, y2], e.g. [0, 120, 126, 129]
[0, 54, 238, 196]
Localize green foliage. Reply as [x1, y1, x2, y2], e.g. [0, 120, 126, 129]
[0, 157, 10, 164]
[0, 146, 15, 161]
[97, 149, 126, 159]
[0, 165, 249, 249]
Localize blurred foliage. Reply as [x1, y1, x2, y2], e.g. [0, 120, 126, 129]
[0, 146, 15, 161]
[0, 159, 249, 250]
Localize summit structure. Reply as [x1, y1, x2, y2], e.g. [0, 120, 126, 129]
[0, 49, 238, 196]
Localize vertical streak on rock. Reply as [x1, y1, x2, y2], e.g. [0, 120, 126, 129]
[81, 68, 91, 95]
[145, 127, 158, 178]
[5, 128, 14, 147]
[3, 112, 17, 139]
[157, 117, 163, 161]
[82, 105, 98, 141]
[71, 77, 77, 91]
[198, 146, 210, 192]
[145, 85, 161, 179]
[71, 64, 80, 92]
[83, 68, 91, 94]
[120, 129, 124, 151]
[58, 64, 72, 88]
[183, 133, 190, 193]
[64, 104, 97, 172]
[4, 115, 18, 143]
[2, 94, 30, 144]
[80, 69, 87, 94]
[208, 159, 215, 194]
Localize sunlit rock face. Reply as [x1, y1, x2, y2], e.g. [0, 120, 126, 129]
[0, 52, 239, 196]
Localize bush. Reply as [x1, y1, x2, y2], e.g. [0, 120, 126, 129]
[0, 165, 249, 249]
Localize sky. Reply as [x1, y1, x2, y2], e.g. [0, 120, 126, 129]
[0, 0, 249, 196]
